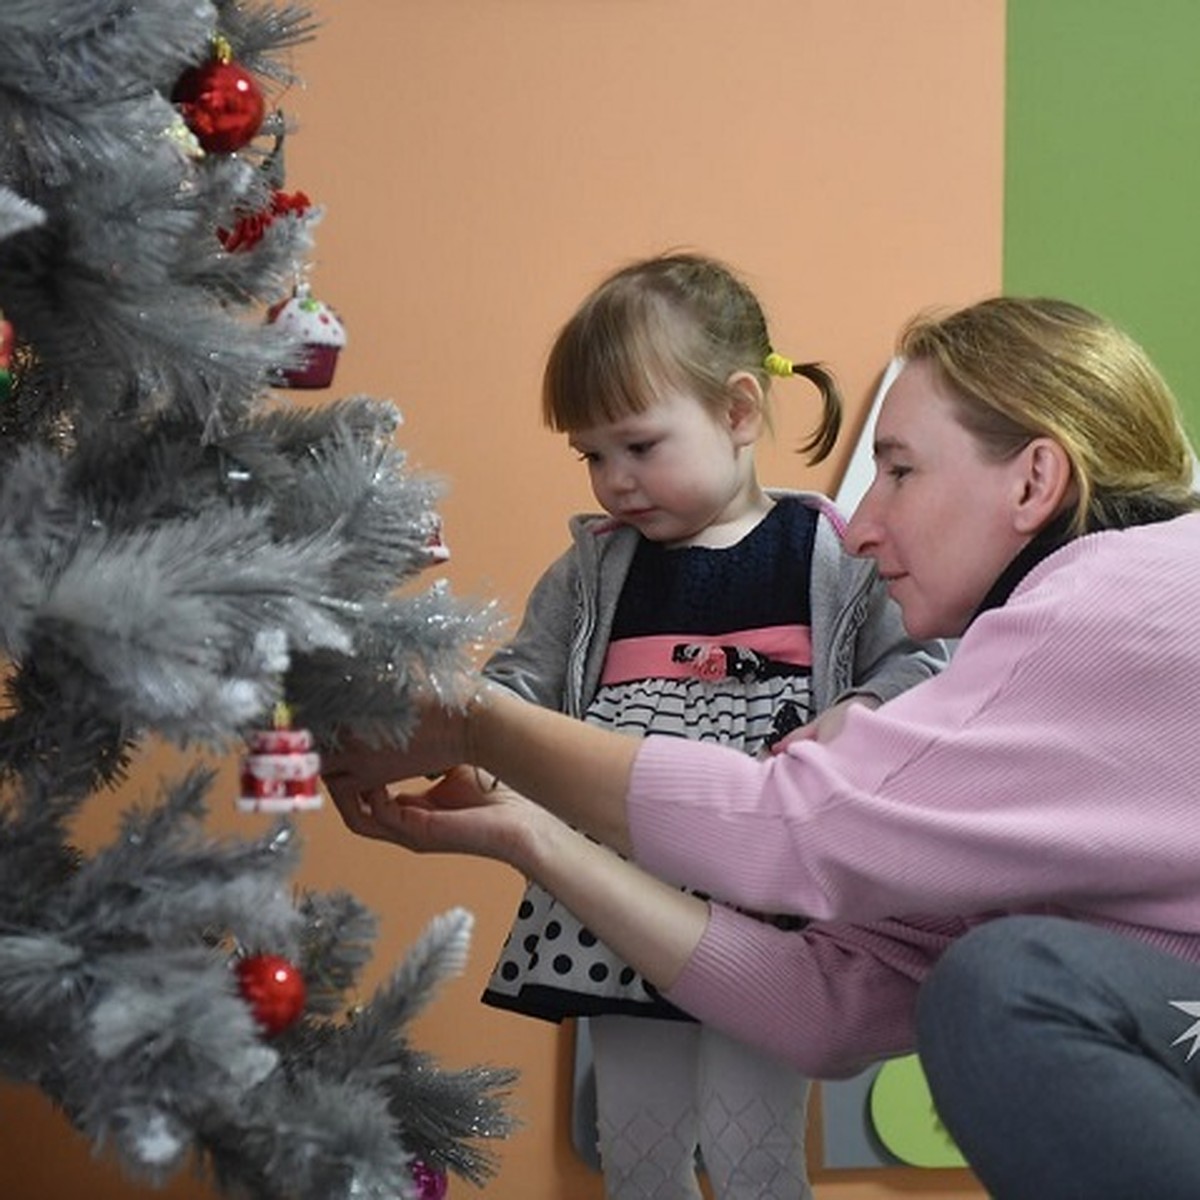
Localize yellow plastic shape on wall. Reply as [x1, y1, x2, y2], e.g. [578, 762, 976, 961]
[868, 1053, 968, 1168]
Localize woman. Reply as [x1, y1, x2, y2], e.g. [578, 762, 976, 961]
[324, 296, 1200, 1198]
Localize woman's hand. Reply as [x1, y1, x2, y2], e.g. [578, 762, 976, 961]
[323, 683, 641, 855]
[337, 767, 710, 995]
[320, 691, 473, 814]
[326, 763, 541, 870]
[769, 694, 880, 752]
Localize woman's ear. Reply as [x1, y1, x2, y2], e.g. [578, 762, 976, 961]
[1012, 437, 1074, 533]
[725, 371, 766, 446]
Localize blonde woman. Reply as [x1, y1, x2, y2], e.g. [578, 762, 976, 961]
[327, 296, 1200, 1198]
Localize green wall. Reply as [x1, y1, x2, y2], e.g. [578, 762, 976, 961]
[1004, 0, 1200, 443]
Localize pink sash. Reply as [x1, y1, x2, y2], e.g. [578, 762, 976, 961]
[600, 623, 812, 685]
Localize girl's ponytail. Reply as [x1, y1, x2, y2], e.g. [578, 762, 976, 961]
[765, 352, 842, 465]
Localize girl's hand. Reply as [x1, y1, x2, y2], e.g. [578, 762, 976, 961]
[769, 695, 880, 752]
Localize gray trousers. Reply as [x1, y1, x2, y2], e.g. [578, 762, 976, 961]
[917, 915, 1200, 1199]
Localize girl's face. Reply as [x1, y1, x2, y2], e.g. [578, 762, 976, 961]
[844, 359, 1039, 639]
[569, 385, 761, 547]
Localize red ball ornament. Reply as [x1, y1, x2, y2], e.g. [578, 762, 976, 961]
[235, 953, 306, 1035]
[172, 37, 265, 154]
[409, 1159, 449, 1200]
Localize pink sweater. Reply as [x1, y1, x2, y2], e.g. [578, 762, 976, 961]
[627, 512, 1200, 1077]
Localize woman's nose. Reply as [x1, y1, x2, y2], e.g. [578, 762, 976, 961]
[843, 493, 879, 558]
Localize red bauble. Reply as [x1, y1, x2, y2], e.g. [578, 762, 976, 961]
[410, 1159, 449, 1200]
[172, 52, 265, 154]
[235, 953, 306, 1035]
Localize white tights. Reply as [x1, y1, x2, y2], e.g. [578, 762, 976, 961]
[590, 1014, 813, 1200]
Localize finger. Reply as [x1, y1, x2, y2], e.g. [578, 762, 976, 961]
[322, 771, 359, 817]
[319, 737, 366, 777]
[324, 774, 394, 841]
[768, 729, 806, 754]
[427, 765, 492, 809]
[358, 784, 391, 815]
[359, 787, 441, 851]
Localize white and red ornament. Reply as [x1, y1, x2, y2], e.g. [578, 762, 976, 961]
[266, 282, 347, 389]
[422, 520, 451, 567]
[238, 703, 322, 813]
[172, 35, 265, 154]
[235, 952, 306, 1035]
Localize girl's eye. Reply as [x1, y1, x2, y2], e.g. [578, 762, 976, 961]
[887, 465, 912, 482]
[628, 440, 656, 457]
[574, 450, 598, 464]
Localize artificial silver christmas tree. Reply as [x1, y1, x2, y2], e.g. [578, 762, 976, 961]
[0, 2, 514, 1195]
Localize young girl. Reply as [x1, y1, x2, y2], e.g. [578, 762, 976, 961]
[480, 253, 944, 1199]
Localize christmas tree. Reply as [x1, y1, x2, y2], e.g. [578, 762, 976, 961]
[0, 2, 514, 1196]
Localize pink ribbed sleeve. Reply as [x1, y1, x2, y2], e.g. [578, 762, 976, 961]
[663, 904, 971, 1077]
[627, 517, 1200, 1058]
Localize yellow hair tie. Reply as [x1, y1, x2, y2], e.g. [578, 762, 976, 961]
[764, 352, 794, 377]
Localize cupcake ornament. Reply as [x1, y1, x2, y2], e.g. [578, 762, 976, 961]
[267, 282, 346, 388]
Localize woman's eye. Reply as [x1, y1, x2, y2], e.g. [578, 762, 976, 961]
[887, 464, 912, 481]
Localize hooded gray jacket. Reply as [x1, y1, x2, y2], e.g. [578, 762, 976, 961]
[484, 490, 946, 717]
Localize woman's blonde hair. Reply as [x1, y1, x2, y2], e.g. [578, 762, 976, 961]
[899, 296, 1199, 534]
[542, 252, 842, 464]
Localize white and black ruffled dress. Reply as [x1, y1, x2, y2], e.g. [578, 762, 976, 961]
[482, 498, 817, 1022]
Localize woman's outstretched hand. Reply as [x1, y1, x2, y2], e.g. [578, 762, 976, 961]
[325, 761, 537, 869]
[323, 683, 642, 856]
[319, 690, 471, 818]
[322, 698, 707, 993]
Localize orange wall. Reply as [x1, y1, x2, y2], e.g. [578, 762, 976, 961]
[3, 3, 1003, 1197]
